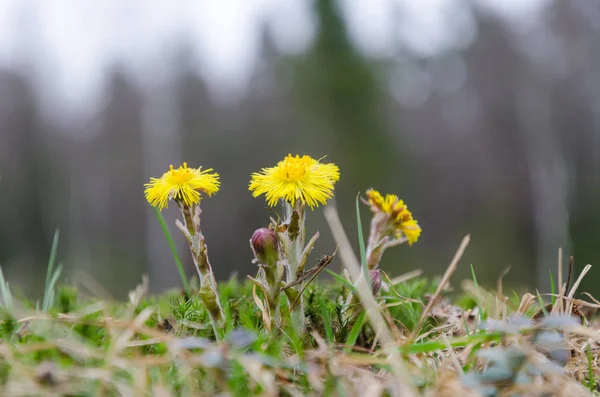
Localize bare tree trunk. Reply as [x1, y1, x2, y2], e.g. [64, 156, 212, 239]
[516, 76, 571, 291]
[142, 82, 184, 293]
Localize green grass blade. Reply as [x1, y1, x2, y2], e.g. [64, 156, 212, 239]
[587, 344, 596, 391]
[324, 269, 356, 292]
[41, 230, 61, 312]
[344, 311, 366, 353]
[403, 332, 503, 354]
[512, 291, 520, 303]
[462, 315, 471, 336]
[549, 270, 556, 307]
[320, 303, 334, 343]
[470, 264, 479, 289]
[470, 264, 486, 320]
[45, 230, 60, 296]
[0, 266, 13, 309]
[153, 207, 189, 293]
[43, 263, 63, 312]
[355, 193, 367, 269]
[536, 290, 548, 317]
[355, 193, 371, 289]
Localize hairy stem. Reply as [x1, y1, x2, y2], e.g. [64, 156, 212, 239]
[284, 200, 306, 330]
[177, 202, 224, 339]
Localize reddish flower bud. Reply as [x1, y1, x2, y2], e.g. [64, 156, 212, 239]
[251, 228, 280, 266]
[370, 269, 382, 295]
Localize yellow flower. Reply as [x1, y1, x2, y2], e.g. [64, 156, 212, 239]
[144, 163, 220, 210]
[365, 188, 421, 245]
[249, 154, 340, 208]
[398, 219, 421, 246]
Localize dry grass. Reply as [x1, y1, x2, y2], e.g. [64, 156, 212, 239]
[0, 214, 599, 396]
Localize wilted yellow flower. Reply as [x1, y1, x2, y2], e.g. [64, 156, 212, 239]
[145, 163, 220, 210]
[249, 154, 340, 208]
[365, 189, 421, 245]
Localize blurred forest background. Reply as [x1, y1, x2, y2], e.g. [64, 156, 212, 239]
[1, 0, 600, 299]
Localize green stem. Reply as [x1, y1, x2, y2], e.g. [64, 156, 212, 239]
[263, 263, 284, 327]
[153, 207, 189, 293]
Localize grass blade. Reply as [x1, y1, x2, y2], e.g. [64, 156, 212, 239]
[344, 311, 366, 353]
[587, 344, 596, 391]
[470, 264, 486, 320]
[470, 264, 479, 289]
[0, 266, 13, 309]
[153, 207, 189, 293]
[403, 332, 503, 355]
[536, 290, 548, 317]
[355, 193, 367, 268]
[549, 270, 556, 306]
[324, 269, 356, 292]
[320, 303, 334, 343]
[45, 230, 60, 294]
[43, 263, 63, 311]
[355, 193, 371, 288]
[42, 230, 60, 312]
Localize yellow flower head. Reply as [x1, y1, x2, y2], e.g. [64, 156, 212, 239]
[249, 154, 340, 209]
[144, 163, 220, 210]
[365, 188, 422, 245]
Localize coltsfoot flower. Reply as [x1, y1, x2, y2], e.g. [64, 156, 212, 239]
[365, 189, 422, 245]
[144, 163, 220, 210]
[249, 154, 340, 209]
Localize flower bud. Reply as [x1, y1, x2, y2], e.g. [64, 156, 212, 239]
[370, 269, 382, 295]
[251, 228, 280, 266]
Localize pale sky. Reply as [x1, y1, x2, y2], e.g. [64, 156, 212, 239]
[0, 0, 549, 116]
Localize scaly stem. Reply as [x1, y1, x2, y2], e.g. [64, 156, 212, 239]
[176, 202, 224, 339]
